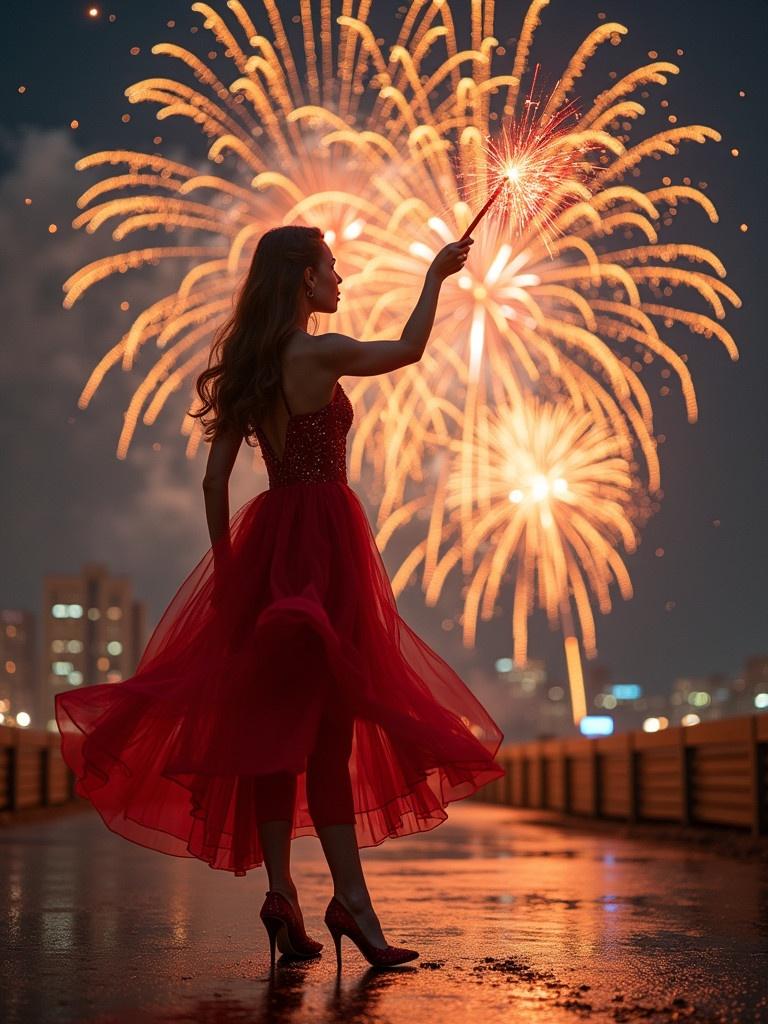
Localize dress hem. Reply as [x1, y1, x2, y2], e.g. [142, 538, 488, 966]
[72, 756, 506, 877]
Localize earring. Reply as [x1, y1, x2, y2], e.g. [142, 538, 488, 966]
[306, 287, 314, 298]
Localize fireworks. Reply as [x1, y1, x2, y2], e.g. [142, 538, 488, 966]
[376, 381, 648, 720]
[64, 1, 740, 710]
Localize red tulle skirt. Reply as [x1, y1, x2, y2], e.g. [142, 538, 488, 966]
[55, 481, 505, 875]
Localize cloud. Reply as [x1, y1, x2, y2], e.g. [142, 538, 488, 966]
[0, 126, 263, 621]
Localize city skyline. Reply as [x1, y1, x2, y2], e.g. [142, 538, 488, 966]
[1, 562, 146, 731]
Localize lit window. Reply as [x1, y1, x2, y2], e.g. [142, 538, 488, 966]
[579, 716, 614, 737]
[612, 683, 642, 700]
[106, 641, 123, 656]
[68, 671, 83, 685]
[87, 608, 101, 621]
[106, 606, 123, 621]
[52, 604, 68, 618]
[68, 604, 83, 618]
[67, 640, 83, 653]
[688, 691, 711, 707]
[52, 661, 75, 674]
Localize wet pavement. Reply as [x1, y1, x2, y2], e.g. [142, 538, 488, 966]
[2, 801, 768, 1023]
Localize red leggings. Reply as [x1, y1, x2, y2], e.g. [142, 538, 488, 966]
[253, 704, 355, 827]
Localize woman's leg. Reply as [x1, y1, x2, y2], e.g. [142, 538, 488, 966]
[307, 708, 389, 947]
[255, 772, 306, 928]
[315, 824, 388, 946]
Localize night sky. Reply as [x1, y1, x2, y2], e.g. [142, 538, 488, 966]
[2, 1, 765, 731]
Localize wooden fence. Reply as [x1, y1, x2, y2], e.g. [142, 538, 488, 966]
[3, 715, 767, 837]
[0, 724, 74, 813]
[472, 713, 768, 837]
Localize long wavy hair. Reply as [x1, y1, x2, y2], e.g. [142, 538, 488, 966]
[190, 225, 325, 446]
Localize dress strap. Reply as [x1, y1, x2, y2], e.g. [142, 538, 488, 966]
[278, 376, 292, 417]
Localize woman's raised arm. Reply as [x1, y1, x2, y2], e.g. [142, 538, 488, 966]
[316, 237, 473, 378]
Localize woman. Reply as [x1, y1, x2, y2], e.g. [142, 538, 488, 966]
[55, 225, 505, 973]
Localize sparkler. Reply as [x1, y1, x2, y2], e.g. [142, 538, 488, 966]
[460, 177, 508, 241]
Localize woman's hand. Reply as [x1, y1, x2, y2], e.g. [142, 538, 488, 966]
[427, 237, 474, 282]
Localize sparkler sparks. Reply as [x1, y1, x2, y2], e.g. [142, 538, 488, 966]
[460, 66, 596, 247]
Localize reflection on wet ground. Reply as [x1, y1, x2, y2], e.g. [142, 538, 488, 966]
[2, 802, 767, 1022]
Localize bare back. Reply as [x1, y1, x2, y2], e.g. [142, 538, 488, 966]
[257, 330, 339, 462]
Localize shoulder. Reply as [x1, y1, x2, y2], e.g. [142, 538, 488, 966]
[309, 331, 358, 367]
[283, 329, 330, 361]
[285, 330, 347, 373]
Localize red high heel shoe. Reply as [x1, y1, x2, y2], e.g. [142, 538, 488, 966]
[259, 890, 324, 969]
[324, 895, 419, 971]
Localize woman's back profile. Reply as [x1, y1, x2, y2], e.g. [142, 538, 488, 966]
[55, 224, 505, 971]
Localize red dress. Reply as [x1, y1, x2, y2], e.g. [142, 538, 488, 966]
[55, 380, 505, 876]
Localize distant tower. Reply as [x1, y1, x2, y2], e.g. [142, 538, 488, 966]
[41, 562, 146, 729]
[0, 609, 38, 727]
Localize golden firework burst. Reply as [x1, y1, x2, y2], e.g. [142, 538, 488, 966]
[376, 382, 651, 721]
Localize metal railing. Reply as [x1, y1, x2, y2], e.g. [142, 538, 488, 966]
[472, 713, 768, 836]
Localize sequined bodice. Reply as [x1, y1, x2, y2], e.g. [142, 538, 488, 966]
[255, 381, 353, 488]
